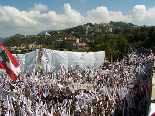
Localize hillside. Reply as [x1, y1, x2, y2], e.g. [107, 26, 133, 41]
[4, 21, 155, 62]
[2, 21, 139, 49]
[109, 21, 137, 28]
[0, 37, 10, 43]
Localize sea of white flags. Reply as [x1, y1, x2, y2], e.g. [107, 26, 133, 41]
[0, 48, 153, 115]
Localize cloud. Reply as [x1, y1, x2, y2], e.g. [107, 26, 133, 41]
[128, 5, 155, 25]
[0, 3, 155, 37]
[80, 0, 86, 3]
[129, 5, 146, 21]
[29, 3, 48, 11]
[63, 3, 85, 24]
[0, 5, 38, 37]
[86, 6, 131, 23]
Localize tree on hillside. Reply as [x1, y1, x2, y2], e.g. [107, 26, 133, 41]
[89, 35, 130, 61]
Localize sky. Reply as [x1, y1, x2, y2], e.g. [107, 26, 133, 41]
[0, 0, 155, 37]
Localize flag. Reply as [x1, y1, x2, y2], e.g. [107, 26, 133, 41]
[0, 42, 20, 80]
[151, 112, 155, 116]
[33, 41, 37, 44]
[51, 105, 53, 116]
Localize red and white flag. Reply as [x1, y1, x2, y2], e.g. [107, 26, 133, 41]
[0, 42, 20, 80]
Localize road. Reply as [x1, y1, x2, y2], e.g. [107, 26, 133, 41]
[148, 60, 155, 116]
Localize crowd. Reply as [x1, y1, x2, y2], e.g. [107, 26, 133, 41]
[0, 48, 153, 116]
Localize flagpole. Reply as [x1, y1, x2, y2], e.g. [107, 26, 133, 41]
[39, 45, 43, 75]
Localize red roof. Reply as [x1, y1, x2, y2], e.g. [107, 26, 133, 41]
[79, 46, 84, 49]
[57, 38, 64, 41]
[84, 47, 89, 49]
[78, 43, 87, 46]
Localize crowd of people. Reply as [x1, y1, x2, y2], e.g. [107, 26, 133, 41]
[0, 48, 153, 116]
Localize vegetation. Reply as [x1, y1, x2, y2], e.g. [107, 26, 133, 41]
[123, 26, 155, 49]
[2, 21, 155, 62]
[110, 21, 136, 28]
[89, 35, 130, 61]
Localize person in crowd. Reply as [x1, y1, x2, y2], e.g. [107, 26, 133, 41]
[0, 48, 153, 116]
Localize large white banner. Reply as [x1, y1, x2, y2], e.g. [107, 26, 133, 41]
[42, 48, 105, 72]
[13, 49, 39, 73]
[0, 49, 105, 73]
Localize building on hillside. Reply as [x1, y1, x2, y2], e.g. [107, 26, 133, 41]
[20, 43, 26, 49]
[20, 35, 36, 38]
[107, 27, 113, 33]
[99, 23, 113, 27]
[83, 25, 89, 36]
[78, 42, 89, 50]
[28, 44, 40, 50]
[20, 35, 26, 38]
[83, 25, 95, 35]
[6, 46, 17, 51]
[94, 25, 102, 33]
[6, 46, 22, 53]
[56, 37, 79, 49]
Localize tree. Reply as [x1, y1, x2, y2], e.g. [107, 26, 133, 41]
[89, 35, 130, 61]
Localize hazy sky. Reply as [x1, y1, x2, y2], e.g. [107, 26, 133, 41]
[0, 0, 155, 37]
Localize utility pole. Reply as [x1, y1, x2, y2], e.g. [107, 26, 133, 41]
[100, 23, 107, 60]
[105, 31, 107, 58]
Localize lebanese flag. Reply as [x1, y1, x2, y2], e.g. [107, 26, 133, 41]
[0, 42, 20, 80]
[151, 112, 155, 116]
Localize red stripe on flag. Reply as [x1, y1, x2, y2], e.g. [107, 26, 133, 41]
[0, 61, 18, 80]
[0, 42, 20, 67]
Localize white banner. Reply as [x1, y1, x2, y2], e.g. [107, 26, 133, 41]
[72, 83, 94, 90]
[42, 48, 105, 72]
[2, 48, 105, 73]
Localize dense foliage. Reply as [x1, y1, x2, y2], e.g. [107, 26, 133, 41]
[2, 22, 155, 62]
[110, 21, 136, 28]
[89, 35, 130, 61]
[123, 26, 155, 49]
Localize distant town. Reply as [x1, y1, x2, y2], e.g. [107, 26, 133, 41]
[2, 21, 141, 56]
